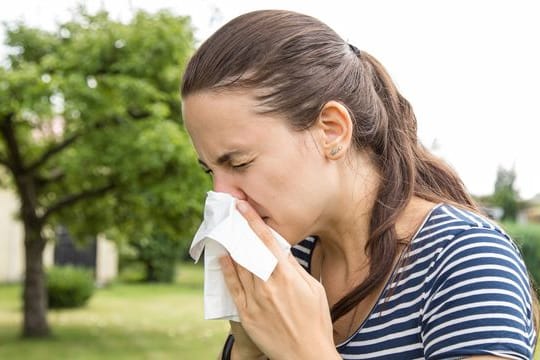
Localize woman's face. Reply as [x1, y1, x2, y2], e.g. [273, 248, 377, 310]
[182, 90, 335, 244]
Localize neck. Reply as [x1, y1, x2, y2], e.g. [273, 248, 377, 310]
[314, 153, 380, 278]
[312, 153, 437, 282]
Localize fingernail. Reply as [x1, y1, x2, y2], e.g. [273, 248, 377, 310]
[236, 200, 248, 213]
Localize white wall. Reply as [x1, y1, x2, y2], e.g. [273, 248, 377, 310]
[96, 234, 118, 286]
[0, 189, 24, 282]
[0, 189, 107, 283]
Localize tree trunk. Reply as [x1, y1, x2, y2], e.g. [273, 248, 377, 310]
[145, 261, 157, 282]
[22, 226, 50, 337]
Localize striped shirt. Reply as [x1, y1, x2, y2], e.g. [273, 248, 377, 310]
[291, 204, 537, 359]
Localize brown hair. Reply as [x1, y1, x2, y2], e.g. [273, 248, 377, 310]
[181, 9, 537, 330]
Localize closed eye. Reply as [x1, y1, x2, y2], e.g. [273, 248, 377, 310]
[231, 160, 253, 170]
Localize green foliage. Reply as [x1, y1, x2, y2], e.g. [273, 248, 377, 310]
[504, 222, 540, 294]
[492, 166, 520, 221]
[1, 8, 211, 335]
[1, 6, 210, 259]
[46, 266, 95, 309]
[129, 232, 181, 283]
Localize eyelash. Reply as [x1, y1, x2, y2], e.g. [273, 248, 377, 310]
[231, 161, 253, 170]
[201, 160, 253, 175]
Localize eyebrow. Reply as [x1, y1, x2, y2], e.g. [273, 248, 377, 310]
[198, 150, 245, 169]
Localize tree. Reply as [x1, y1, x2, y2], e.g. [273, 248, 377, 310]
[0, 8, 209, 337]
[492, 165, 519, 222]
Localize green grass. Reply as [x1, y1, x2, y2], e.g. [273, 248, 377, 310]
[0, 263, 228, 359]
[1, 263, 538, 359]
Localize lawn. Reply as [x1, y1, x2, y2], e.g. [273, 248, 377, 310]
[1, 263, 538, 359]
[0, 263, 228, 359]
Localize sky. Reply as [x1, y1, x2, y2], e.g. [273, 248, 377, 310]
[1, 0, 538, 199]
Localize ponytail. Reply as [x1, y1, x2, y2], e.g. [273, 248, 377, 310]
[330, 51, 478, 321]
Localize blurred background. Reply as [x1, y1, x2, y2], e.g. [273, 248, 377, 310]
[0, 0, 539, 359]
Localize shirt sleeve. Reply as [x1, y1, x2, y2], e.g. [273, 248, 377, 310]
[421, 226, 537, 360]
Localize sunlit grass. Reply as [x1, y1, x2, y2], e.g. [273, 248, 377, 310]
[1, 263, 538, 358]
[0, 263, 228, 359]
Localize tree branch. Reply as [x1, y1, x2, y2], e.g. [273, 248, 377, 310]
[0, 113, 24, 174]
[26, 110, 151, 173]
[41, 182, 115, 221]
[27, 132, 81, 173]
[36, 168, 65, 187]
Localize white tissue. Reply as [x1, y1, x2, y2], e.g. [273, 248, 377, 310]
[189, 191, 291, 321]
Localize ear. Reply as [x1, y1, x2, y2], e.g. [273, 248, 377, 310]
[313, 101, 353, 159]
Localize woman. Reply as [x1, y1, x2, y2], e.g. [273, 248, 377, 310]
[181, 10, 538, 360]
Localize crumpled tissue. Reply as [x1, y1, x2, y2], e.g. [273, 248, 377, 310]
[189, 191, 290, 321]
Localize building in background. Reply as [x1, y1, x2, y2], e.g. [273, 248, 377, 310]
[0, 189, 117, 285]
[519, 193, 540, 224]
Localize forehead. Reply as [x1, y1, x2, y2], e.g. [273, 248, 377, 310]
[182, 90, 290, 158]
[183, 90, 260, 130]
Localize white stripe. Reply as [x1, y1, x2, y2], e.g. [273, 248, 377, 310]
[379, 280, 424, 305]
[445, 262, 529, 298]
[425, 325, 530, 353]
[413, 224, 470, 244]
[434, 241, 528, 282]
[388, 263, 432, 290]
[430, 286, 527, 318]
[361, 312, 419, 334]
[296, 258, 308, 268]
[430, 212, 451, 220]
[370, 294, 422, 319]
[348, 327, 420, 347]
[451, 206, 484, 228]
[424, 233, 524, 288]
[417, 218, 464, 234]
[405, 233, 453, 259]
[293, 244, 310, 254]
[429, 337, 530, 358]
[341, 343, 423, 359]
[426, 300, 527, 325]
[424, 276, 529, 320]
[423, 312, 527, 342]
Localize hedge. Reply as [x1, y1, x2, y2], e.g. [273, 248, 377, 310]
[503, 222, 540, 295]
[46, 265, 95, 309]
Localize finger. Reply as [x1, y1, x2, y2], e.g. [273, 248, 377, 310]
[230, 256, 256, 294]
[219, 255, 247, 309]
[287, 252, 317, 283]
[236, 200, 284, 258]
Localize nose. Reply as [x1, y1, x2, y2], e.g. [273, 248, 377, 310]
[212, 172, 247, 200]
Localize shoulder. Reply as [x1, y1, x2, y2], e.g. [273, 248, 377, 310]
[410, 204, 529, 299]
[415, 205, 536, 359]
[409, 204, 522, 268]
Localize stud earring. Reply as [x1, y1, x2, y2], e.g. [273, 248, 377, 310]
[330, 145, 342, 156]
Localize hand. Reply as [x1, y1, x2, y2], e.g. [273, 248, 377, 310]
[219, 200, 339, 360]
[229, 321, 266, 359]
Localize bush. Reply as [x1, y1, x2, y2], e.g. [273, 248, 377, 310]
[129, 232, 181, 283]
[46, 266, 95, 309]
[503, 222, 540, 295]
